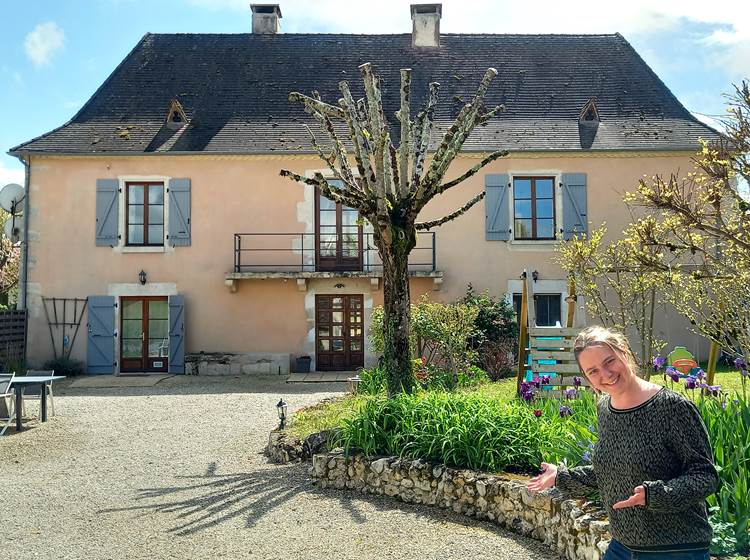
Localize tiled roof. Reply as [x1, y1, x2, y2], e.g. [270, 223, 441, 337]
[10, 32, 718, 155]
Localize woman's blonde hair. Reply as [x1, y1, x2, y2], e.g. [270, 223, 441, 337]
[573, 326, 639, 377]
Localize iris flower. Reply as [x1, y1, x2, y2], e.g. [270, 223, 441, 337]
[559, 405, 572, 417]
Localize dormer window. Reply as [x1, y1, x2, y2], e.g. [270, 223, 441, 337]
[165, 99, 188, 127]
[580, 98, 600, 123]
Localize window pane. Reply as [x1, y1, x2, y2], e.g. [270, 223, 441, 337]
[328, 180, 344, 190]
[122, 319, 142, 339]
[351, 340, 362, 351]
[319, 235, 336, 256]
[350, 327, 362, 337]
[537, 219, 554, 238]
[148, 225, 164, 244]
[536, 178, 554, 198]
[148, 337, 169, 357]
[148, 300, 168, 320]
[513, 178, 531, 199]
[332, 339, 344, 352]
[514, 219, 533, 238]
[148, 185, 164, 205]
[149, 319, 168, 340]
[129, 226, 144, 244]
[332, 326, 343, 337]
[318, 326, 330, 337]
[332, 311, 343, 323]
[319, 196, 336, 211]
[122, 300, 142, 319]
[319, 339, 330, 351]
[514, 199, 531, 219]
[319, 210, 336, 226]
[129, 185, 144, 204]
[342, 210, 359, 226]
[332, 297, 343, 308]
[350, 314, 362, 324]
[536, 295, 561, 327]
[122, 339, 142, 358]
[128, 206, 144, 224]
[536, 199, 554, 219]
[149, 204, 164, 225]
[350, 299, 361, 309]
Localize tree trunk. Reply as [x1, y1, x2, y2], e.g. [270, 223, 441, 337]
[375, 221, 416, 396]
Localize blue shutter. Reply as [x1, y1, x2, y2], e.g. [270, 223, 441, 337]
[87, 296, 116, 374]
[561, 173, 588, 240]
[168, 178, 191, 246]
[95, 179, 119, 246]
[485, 174, 510, 241]
[169, 295, 185, 374]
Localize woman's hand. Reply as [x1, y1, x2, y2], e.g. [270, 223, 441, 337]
[612, 485, 646, 509]
[526, 462, 558, 493]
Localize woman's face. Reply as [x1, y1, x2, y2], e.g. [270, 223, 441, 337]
[577, 344, 633, 395]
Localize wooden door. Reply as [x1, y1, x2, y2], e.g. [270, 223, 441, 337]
[315, 295, 364, 371]
[120, 297, 169, 372]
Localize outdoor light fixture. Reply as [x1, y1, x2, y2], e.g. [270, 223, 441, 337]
[532, 270, 539, 282]
[276, 398, 288, 430]
[138, 270, 147, 285]
[334, 283, 345, 289]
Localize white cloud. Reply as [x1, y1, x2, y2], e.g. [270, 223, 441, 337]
[24, 22, 65, 67]
[0, 161, 24, 189]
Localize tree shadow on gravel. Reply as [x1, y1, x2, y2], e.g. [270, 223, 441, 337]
[99, 461, 317, 535]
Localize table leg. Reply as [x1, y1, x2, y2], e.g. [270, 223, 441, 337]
[15, 388, 22, 431]
[41, 384, 48, 422]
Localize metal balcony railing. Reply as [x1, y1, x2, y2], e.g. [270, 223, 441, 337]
[233, 232, 437, 273]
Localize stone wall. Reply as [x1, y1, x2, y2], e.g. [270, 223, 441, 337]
[185, 352, 290, 375]
[312, 451, 611, 560]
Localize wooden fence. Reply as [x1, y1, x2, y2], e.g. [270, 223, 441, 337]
[0, 309, 26, 369]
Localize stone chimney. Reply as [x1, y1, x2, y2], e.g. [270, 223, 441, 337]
[251, 4, 282, 34]
[411, 4, 442, 48]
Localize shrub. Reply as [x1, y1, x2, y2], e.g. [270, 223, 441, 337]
[461, 284, 518, 346]
[476, 338, 517, 380]
[42, 356, 85, 376]
[338, 390, 598, 473]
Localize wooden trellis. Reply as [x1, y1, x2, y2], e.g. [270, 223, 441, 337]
[516, 271, 591, 397]
[42, 297, 87, 360]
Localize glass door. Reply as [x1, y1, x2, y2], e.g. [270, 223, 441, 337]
[316, 183, 363, 271]
[120, 297, 169, 372]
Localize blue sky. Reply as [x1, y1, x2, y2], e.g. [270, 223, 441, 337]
[1, 0, 748, 186]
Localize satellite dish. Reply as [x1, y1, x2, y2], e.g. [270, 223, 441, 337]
[0, 183, 24, 214]
[3, 216, 23, 243]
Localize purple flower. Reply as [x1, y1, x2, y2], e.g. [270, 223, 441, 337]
[573, 376, 582, 387]
[522, 389, 535, 402]
[582, 451, 591, 462]
[706, 385, 721, 396]
[540, 375, 551, 385]
[559, 405, 572, 418]
[670, 373, 680, 383]
[652, 356, 666, 371]
[533, 409, 542, 417]
[685, 377, 698, 390]
[695, 369, 706, 380]
[741, 369, 750, 378]
[734, 357, 746, 371]
[564, 388, 578, 400]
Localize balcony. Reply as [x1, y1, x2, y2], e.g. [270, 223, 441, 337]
[224, 232, 443, 292]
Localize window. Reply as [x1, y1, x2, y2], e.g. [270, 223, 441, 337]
[512, 293, 562, 327]
[316, 180, 362, 271]
[513, 177, 555, 240]
[126, 182, 164, 246]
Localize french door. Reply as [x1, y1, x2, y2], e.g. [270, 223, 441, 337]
[120, 296, 169, 372]
[316, 186, 363, 271]
[315, 295, 364, 371]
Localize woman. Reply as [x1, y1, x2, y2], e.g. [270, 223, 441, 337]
[527, 326, 718, 560]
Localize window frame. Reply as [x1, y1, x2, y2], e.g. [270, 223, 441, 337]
[125, 181, 165, 247]
[512, 176, 557, 241]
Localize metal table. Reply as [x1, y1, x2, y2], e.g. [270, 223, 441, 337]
[10, 376, 66, 431]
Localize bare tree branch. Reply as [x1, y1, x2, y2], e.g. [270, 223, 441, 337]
[415, 192, 486, 230]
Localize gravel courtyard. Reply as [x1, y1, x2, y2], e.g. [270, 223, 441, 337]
[0, 375, 559, 560]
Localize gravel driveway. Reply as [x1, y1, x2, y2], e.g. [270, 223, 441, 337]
[0, 375, 560, 559]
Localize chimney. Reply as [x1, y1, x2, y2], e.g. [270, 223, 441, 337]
[251, 4, 282, 34]
[411, 4, 442, 48]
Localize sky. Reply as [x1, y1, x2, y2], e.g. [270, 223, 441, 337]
[1, 0, 749, 188]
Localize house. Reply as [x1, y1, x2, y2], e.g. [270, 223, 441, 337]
[9, 4, 719, 375]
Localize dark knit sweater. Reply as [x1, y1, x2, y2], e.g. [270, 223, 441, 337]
[555, 387, 718, 552]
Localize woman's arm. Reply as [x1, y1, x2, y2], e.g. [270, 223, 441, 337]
[555, 464, 598, 497]
[642, 399, 718, 512]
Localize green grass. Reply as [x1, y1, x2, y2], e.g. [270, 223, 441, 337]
[287, 394, 371, 439]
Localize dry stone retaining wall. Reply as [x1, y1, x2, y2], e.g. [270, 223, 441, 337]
[311, 451, 611, 560]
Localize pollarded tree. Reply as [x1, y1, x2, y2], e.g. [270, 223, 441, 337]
[280, 63, 505, 395]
